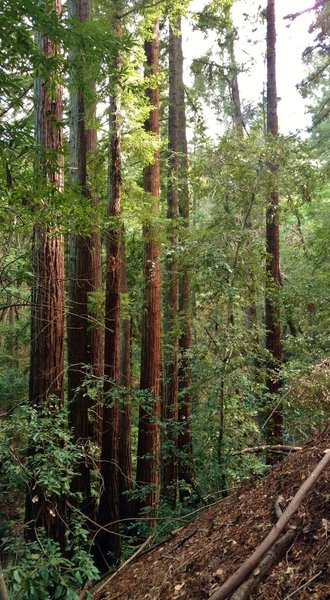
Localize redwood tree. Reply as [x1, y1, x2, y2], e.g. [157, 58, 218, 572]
[67, 0, 103, 519]
[136, 22, 162, 517]
[265, 0, 283, 443]
[25, 0, 65, 549]
[97, 0, 122, 566]
[176, 17, 194, 494]
[162, 20, 180, 508]
[119, 233, 134, 520]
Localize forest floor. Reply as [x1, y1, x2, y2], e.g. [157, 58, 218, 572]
[93, 421, 330, 600]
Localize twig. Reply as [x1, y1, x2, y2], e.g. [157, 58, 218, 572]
[261, 389, 290, 431]
[284, 1, 324, 21]
[78, 579, 90, 600]
[0, 84, 33, 118]
[283, 570, 323, 599]
[94, 534, 154, 596]
[170, 528, 197, 552]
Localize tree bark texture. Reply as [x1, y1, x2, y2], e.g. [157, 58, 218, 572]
[162, 21, 180, 508]
[265, 0, 283, 444]
[25, 0, 65, 550]
[176, 18, 194, 495]
[227, 28, 244, 134]
[136, 22, 162, 517]
[97, 3, 122, 565]
[119, 233, 134, 520]
[67, 0, 103, 519]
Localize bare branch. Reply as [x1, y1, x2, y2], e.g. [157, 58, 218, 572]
[232, 445, 302, 456]
[284, 1, 324, 21]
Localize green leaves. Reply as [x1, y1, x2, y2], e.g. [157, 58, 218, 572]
[7, 532, 98, 600]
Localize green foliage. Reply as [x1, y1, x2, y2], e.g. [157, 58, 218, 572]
[0, 0, 329, 590]
[0, 405, 80, 498]
[184, 127, 322, 490]
[0, 402, 99, 597]
[298, 0, 330, 167]
[6, 529, 98, 600]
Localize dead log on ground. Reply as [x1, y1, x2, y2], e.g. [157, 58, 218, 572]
[229, 495, 293, 600]
[230, 529, 296, 600]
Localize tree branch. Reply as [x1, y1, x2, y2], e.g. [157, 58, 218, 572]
[232, 445, 302, 456]
[284, 1, 324, 21]
[0, 84, 33, 118]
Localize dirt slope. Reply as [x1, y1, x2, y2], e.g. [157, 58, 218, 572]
[94, 423, 330, 600]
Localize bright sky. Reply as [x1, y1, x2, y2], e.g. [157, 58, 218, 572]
[182, 0, 315, 136]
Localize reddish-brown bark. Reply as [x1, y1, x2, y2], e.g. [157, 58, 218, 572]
[162, 22, 180, 508]
[176, 18, 194, 494]
[119, 234, 134, 520]
[265, 0, 283, 444]
[67, 0, 103, 520]
[96, 4, 122, 567]
[136, 22, 162, 517]
[25, 0, 65, 550]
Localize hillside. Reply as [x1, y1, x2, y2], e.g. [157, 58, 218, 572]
[94, 423, 330, 600]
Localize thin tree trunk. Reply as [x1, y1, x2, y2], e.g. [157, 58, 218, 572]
[97, 2, 122, 566]
[265, 0, 283, 444]
[176, 18, 194, 498]
[227, 22, 260, 382]
[136, 22, 162, 519]
[227, 28, 244, 134]
[25, 0, 65, 550]
[162, 21, 180, 509]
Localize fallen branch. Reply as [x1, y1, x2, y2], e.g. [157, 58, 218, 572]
[94, 534, 153, 596]
[229, 495, 293, 599]
[230, 529, 296, 600]
[209, 449, 330, 600]
[170, 528, 198, 552]
[232, 445, 301, 456]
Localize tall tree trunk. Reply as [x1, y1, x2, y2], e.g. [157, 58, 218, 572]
[162, 21, 180, 509]
[96, 2, 122, 567]
[67, 0, 103, 520]
[227, 24, 259, 344]
[176, 18, 194, 497]
[227, 28, 244, 134]
[136, 22, 162, 518]
[119, 233, 134, 519]
[25, 0, 65, 550]
[265, 0, 283, 444]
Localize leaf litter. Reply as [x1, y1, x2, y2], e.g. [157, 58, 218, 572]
[94, 421, 330, 600]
